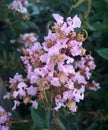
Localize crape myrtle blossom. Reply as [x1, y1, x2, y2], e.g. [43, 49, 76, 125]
[5, 14, 100, 113]
[0, 106, 11, 130]
[8, 0, 29, 14]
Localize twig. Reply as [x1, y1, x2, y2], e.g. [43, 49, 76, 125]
[68, 0, 85, 16]
[11, 119, 31, 124]
[84, 0, 92, 20]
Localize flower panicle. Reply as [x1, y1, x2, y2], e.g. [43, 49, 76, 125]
[5, 13, 100, 113]
[0, 106, 11, 130]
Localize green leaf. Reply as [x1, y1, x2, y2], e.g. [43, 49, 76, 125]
[31, 5, 40, 15]
[45, 110, 53, 130]
[96, 48, 108, 60]
[57, 118, 66, 130]
[86, 24, 96, 31]
[12, 21, 29, 30]
[26, 21, 40, 33]
[10, 111, 32, 130]
[87, 122, 98, 130]
[30, 107, 45, 128]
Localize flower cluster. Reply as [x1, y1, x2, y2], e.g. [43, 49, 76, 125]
[0, 106, 11, 130]
[5, 14, 100, 112]
[8, 0, 29, 14]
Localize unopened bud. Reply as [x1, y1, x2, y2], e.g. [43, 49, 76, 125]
[70, 32, 76, 39]
[56, 94, 62, 99]
[22, 14, 30, 20]
[23, 97, 30, 104]
[76, 33, 85, 42]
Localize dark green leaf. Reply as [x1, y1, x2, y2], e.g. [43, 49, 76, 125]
[96, 48, 108, 60]
[45, 110, 53, 130]
[12, 21, 29, 30]
[57, 118, 66, 130]
[30, 107, 44, 128]
[26, 21, 40, 32]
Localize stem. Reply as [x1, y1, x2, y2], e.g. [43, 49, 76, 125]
[46, 21, 53, 34]
[68, 0, 85, 16]
[11, 119, 31, 124]
[84, 0, 92, 20]
[43, 89, 49, 104]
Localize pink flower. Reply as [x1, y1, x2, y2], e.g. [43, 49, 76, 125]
[26, 85, 37, 96]
[71, 47, 82, 56]
[72, 15, 81, 28]
[27, 71, 40, 84]
[3, 92, 10, 99]
[48, 45, 60, 56]
[65, 56, 74, 64]
[40, 53, 49, 63]
[0, 106, 11, 130]
[0, 125, 9, 130]
[70, 40, 82, 47]
[66, 79, 74, 89]
[52, 14, 64, 24]
[56, 39, 68, 49]
[89, 81, 100, 91]
[61, 23, 70, 35]
[34, 68, 46, 77]
[73, 85, 85, 102]
[54, 98, 65, 111]
[44, 30, 57, 42]
[31, 100, 38, 109]
[49, 77, 60, 87]
[9, 73, 23, 84]
[63, 90, 73, 100]
[19, 33, 37, 47]
[66, 17, 73, 26]
[13, 88, 26, 98]
[58, 63, 75, 74]
[12, 100, 20, 110]
[17, 82, 27, 89]
[20, 56, 29, 65]
[75, 57, 86, 69]
[31, 42, 42, 51]
[13, 91, 19, 98]
[72, 72, 87, 84]
[84, 67, 91, 79]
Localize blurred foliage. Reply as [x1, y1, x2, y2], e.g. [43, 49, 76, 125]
[0, 0, 108, 130]
[97, 48, 108, 60]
